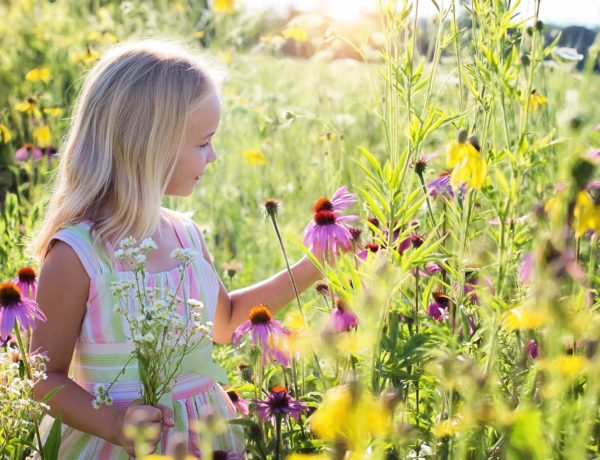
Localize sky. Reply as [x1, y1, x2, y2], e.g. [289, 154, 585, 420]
[245, 0, 600, 27]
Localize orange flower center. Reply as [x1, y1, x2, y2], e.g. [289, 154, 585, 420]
[314, 210, 336, 225]
[313, 198, 333, 213]
[18, 267, 36, 283]
[335, 298, 347, 311]
[0, 282, 21, 307]
[270, 385, 287, 394]
[432, 291, 450, 305]
[249, 305, 273, 325]
[366, 243, 380, 252]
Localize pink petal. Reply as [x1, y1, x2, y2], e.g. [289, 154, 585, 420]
[15, 147, 28, 161]
[0, 308, 17, 340]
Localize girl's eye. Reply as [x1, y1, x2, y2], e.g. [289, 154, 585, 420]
[199, 142, 210, 150]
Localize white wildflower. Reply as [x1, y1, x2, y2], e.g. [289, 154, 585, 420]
[187, 299, 204, 309]
[140, 237, 158, 252]
[171, 247, 197, 265]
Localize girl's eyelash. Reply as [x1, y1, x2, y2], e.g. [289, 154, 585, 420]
[199, 142, 210, 149]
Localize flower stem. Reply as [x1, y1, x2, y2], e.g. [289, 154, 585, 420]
[269, 215, 303, 316]
[275, 414, 282, 460]
[13, 324, 45, 460]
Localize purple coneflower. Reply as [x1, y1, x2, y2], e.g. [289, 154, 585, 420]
[330, 298, 359, 332]
[0, 282, 46, 340]
[526, 339, 539, 359]
[213, 450, 243, 460]
[427, 172, 454, 200]
[303, 209, 358, 253]
[329, 186, 358, 212]
[358, 242, 380, 260]
[13, 267, 37, 300]
[223, 386, 250, 416]
[399, 233, 425, 254]
[254, 385, 307, 423]
[518, 252, 534, 284]
[427, 291, 451, 322]
[412, 151, 439, 175]
[232, 305, 289, 366]
[15, 144, 43, 162]
[416, 262, 443, 278]
[462, 268, 494, 304]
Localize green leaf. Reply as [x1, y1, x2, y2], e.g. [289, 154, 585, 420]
[42, 414, 62, 460]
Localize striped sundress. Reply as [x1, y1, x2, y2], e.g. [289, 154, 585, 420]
[38, 209, 245, 459]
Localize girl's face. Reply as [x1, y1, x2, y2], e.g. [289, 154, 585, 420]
[166, 91, 221, 196]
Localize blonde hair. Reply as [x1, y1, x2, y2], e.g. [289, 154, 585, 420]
[31, 38, 220, 263]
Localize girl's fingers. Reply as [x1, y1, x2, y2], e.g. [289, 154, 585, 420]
[156, 403, 176, 427]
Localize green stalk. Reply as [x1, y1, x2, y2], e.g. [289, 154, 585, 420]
[14, 325, 45, 460]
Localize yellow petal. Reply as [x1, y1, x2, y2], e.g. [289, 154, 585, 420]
[242, 149, 266, 165]
[43, 107, 64, 117]
[281, 27, 308, 42]
[25, 67, 51, 83]
[193, 30, 205, 38]
[213, 0, 235, 14]
[573, 190, 600, 237]
[503, 305, 547, 330]
[33, 125, 51, 145]
[0, 124, 12, 143]
[15, 101, 31, 112]
[553, 355, 588, 378]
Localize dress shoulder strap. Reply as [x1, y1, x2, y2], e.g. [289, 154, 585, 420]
[47, 221, 113, 279]
[163, 209, 203, 250]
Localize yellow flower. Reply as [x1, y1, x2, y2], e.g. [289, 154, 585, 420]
[432, 416, 465, 437]
[33, 125, 51, 145]
[25, 67, 51, 83]
[309, 385, 389, 451]
[213, 0, 235, 14]
[15, 97, 41, 118]
[87, 31, 118, 43]
[0, 124, 12, 143]
[573, 189, 600, 237]
[526, 90, 548, 112]
[281, 26, 308, 42]
[43, 107, 64, 117]
[446, 140, 487, 189]
[243, 149, 267, 165]
[216, 50, 233, 64]
[72, 49, 101, 65]
[550, 355, 588, 379]
[193, 30, 205, 39]
[503, 305, 548, 330]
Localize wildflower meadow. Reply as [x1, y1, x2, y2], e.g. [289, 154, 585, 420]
[1, 0, 600, 459]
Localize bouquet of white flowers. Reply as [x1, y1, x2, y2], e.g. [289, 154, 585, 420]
[94, 237, 214, 408]
[0, 351, 60, 460]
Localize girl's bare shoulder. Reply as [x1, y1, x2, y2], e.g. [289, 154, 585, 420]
[38, 240, 89, 308]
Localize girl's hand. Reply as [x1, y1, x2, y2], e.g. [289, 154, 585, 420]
[112, 403, 175, 456]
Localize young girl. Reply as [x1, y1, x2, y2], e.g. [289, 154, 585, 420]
[30, 39, 329, 458]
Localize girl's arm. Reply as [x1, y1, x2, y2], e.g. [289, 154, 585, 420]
[30, 241, 125, 444]
[198, 237, 326, 344]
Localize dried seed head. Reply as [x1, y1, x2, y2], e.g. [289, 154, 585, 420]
[262, 198, 281, 218]
[457, 128, 468, 144]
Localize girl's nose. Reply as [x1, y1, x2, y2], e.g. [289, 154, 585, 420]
[208, 147, 217, 163]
